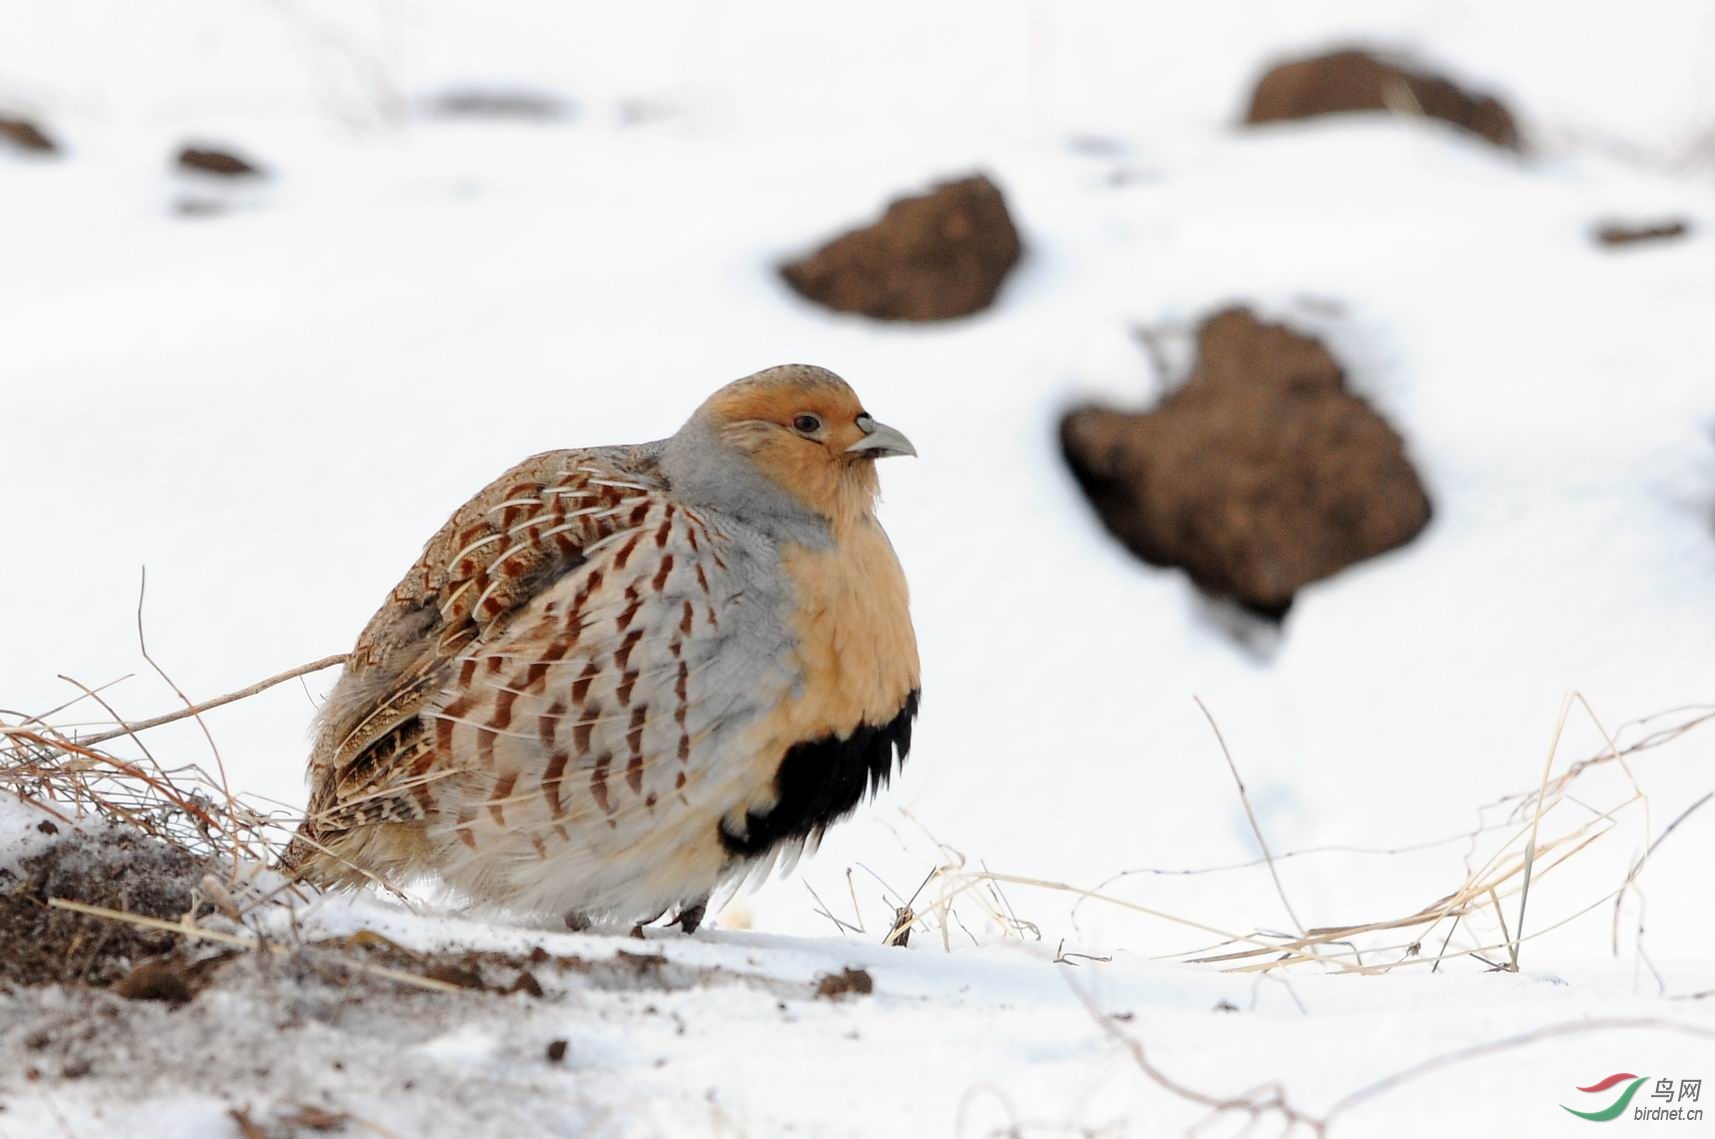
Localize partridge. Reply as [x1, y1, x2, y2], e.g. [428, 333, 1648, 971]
[284, 365, 920, 932]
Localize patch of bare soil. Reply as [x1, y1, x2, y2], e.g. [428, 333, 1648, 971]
[1060, 307, 1432, 617]
[0, 825, 790, 1004]
[0, 809, 898, 1132]
[1, 116, 58, 155]
[814, 967, 873, 1000]
[0, 827, 204, 991]
[1244, 48, 1520, 150]
[3, 950, 578, 1133]
[0, 821, 870, 1131]
[176, 145, 266, 177]
[1594, 219, 1691, 247]
[781, 174, 1023, 321]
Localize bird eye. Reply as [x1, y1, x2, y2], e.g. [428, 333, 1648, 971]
[792, 414, 823, 435]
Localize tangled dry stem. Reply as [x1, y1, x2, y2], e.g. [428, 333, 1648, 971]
[901, 695, 1712, 985]
[0, 650, 353, 929]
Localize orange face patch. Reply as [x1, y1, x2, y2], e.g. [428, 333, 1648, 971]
[705, 375, 868, 447]
[704, 373, 885, 527]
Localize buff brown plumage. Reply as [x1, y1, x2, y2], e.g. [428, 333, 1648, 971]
[284, 365, 920, 932]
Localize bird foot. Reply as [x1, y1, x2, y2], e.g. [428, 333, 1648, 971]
[564, 910, 592, 932]
[669, 896, 710, 936]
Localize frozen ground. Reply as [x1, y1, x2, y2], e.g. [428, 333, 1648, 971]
[3, 1, 1715, 1136]
[3, 799, 1712, 1139]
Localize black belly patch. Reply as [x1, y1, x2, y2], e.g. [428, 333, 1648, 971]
[719, 690, 919, 859]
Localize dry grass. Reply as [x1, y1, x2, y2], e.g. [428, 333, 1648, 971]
[1178, 695, 1713, 978]
[0, 721, 284, 866]
[0, 655, 746, 1013]
[0, 570, 344, 885]
[0, 649, 354, 977]
[864, 694, 1714, 983]
[923, 694, 1715, 1137]
[5, 665, 1713, 1138]
[7, 646, 1709, 984]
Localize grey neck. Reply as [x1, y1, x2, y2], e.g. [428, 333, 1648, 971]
[659, 419, 834, 549]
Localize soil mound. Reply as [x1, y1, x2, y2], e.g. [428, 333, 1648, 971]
[1, 116, 58, 155]
[1594, 219, 1690, 247]
[781, 175, 1022, 321]
[176, 145, 266, 177]
[1244, 49, 1520, 150]
[0, 826, 204, 991]
[1060, 308, 1432, 616]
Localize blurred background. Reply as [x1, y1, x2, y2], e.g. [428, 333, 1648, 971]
[3, 0, 1713, 961]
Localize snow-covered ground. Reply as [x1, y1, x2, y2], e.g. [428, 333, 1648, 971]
[4, 2, 1715, 1135]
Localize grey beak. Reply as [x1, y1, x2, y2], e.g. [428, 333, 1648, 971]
[845, 417, 917, 459]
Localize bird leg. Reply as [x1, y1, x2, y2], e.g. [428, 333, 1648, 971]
[670, 895, 711, 935]
[625, 903, 672, 940]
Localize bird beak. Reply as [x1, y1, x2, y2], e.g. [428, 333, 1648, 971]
[845, 417, 918, 459]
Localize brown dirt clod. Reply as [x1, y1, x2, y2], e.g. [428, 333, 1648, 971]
[814, 967, 874, 1000]
[1244, 48, 1520, 150]
[508, 970, 545, 998]
[781, 175, 1023, 321]
[421, 961, 486, 990]
[1594, 219, 1691, 247]
[0, 116, 58, 154]
[0, 828, 205, 991]
[1060, 307, 1432, 616]
[176, 145, 265, 178]
[111, 957, 197, 1006]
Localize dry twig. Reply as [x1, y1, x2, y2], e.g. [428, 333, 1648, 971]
[72, 652, 346, 747]
[1195, 695, 1306, 937]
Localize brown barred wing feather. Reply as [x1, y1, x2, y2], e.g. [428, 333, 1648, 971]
[288, 446, 674, 877]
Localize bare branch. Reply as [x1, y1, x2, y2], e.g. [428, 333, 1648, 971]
[75, 653, 347, 746]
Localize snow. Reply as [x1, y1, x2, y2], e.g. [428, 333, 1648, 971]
[2, 882, 1710, 1138]
[0, 794, 69, 876]
[4, 1, 1715, 1135]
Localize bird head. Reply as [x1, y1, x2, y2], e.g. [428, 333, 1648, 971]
[669, 365, 915, 534]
